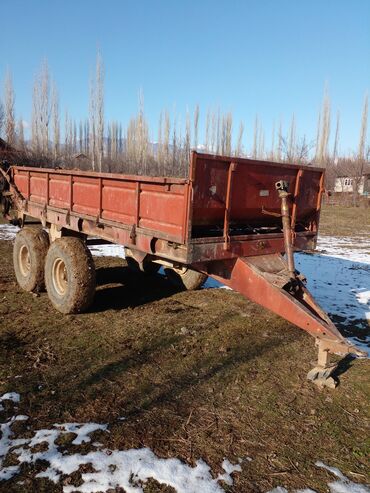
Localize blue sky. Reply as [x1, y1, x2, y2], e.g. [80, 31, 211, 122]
[1, 0, 369, 153]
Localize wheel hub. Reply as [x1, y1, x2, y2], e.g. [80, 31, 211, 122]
[52, 258, 68, 296]
[19, 244, 31, 277]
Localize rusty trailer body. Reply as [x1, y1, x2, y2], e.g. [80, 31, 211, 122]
[0, 151, 364, 387]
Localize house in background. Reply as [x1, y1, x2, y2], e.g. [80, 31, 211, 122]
[334, 171, 370, 196]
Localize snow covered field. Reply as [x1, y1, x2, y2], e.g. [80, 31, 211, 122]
[0, 224, 369, 355]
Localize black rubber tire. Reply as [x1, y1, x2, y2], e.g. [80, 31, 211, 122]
[45, 237, 96, 314]
[164, 266, 207, 290]
[13, 227, 49, 292]
[126, 256, 160, 275]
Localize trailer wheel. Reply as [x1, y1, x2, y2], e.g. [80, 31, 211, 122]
[13, 227, 49, 292]
[164, 266, 207, 290]
[45, 237, 96, 314]
[126, 256, 160, 275]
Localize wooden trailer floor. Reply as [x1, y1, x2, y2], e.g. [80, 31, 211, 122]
[0, 235, 369, 492]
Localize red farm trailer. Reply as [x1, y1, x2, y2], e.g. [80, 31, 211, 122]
[0, 152, 365, 388]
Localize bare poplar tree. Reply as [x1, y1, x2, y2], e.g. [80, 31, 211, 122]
[185, 109, 191, 159]
[353, 93, 369, 205]
[172, 115, 178, 171]
[258, 125, 264, 159]
[252, 115, 258, 158]
[236, 121, 244, 156]
[332, 111, 340, 161]
[314, 111, 321, 162]
[205, 109, 210, 152]
[89, 78, 96, 169]
[4, 70, 16, 145]
[358, 93, 368, 162]
[317, 89, 331, 164]
[17, 118, 25, 149]
[95, 52, 104, 171]
[79, 121, 83, 153]
[0, 99, 5, 138]
[210, 111, 216, 153]
[84, 119, 89, 155]
[193, 104, 199, 150]
[276, 120, 282, 161]
[216, 109, 221, 155]
[270, 120, 275, 160]
[64, 111, 71, 158]
[31, 61, 51, 155]
[51, 82, 60, 159]
[287, 114, 296, 162]
[163, 110, 170, 168]
[224, 112, 233, 155]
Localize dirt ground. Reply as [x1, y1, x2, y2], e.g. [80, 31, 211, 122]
[0, 208, 369, 493]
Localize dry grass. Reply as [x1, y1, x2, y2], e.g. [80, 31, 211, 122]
[319, 204, 370, 236]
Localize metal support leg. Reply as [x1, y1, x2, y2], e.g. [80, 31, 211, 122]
[306, 340, 339, 389]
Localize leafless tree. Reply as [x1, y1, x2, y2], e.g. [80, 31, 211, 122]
[252, 115, 258, 158]
[88, 52, 104, 170]
[288, 114, 296, 162]
[17, 118, 25, 148]
[258, 124, 265, 159]
[125, 93, 150, 174]
[352, 93, 369, 205]
[204, 109, 210, 152]
[0, 99, 4, 138]
[31, 61, 51, 155]
[95, 52, 104, 171]
[316, 88, 331, 164]
[185, 108, 191, 159]
[51, 82, 60, 159]
[193, 104, 199, 150]
[78, 121, 83, 153]
[235, 121, 244, 156]
[269, 120, 275, 160]
[332, 111, 340, 161]
[4, 70, 16, 145]
[276, 120, 282, 162]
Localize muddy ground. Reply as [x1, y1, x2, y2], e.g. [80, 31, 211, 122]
[0, 208, 369, 492]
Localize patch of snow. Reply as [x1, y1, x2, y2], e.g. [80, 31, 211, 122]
[0, 392, 20, 411]
[53, 423, 108, 445]
[356, 291, 370, 305]
[0, 223, 19, 241]
[0, 393, 241, 492]
[316, 236, 370, 265]
[217, 459, 242, 485]
[266, 461, 370, 493]
[315, 462, 370, 493]
[88, 243, 125, 258]
[295, 253, 370, 355]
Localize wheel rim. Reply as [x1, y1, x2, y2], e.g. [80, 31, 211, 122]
[19, 244, 31, 277]
[52, 258, 68, 296]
